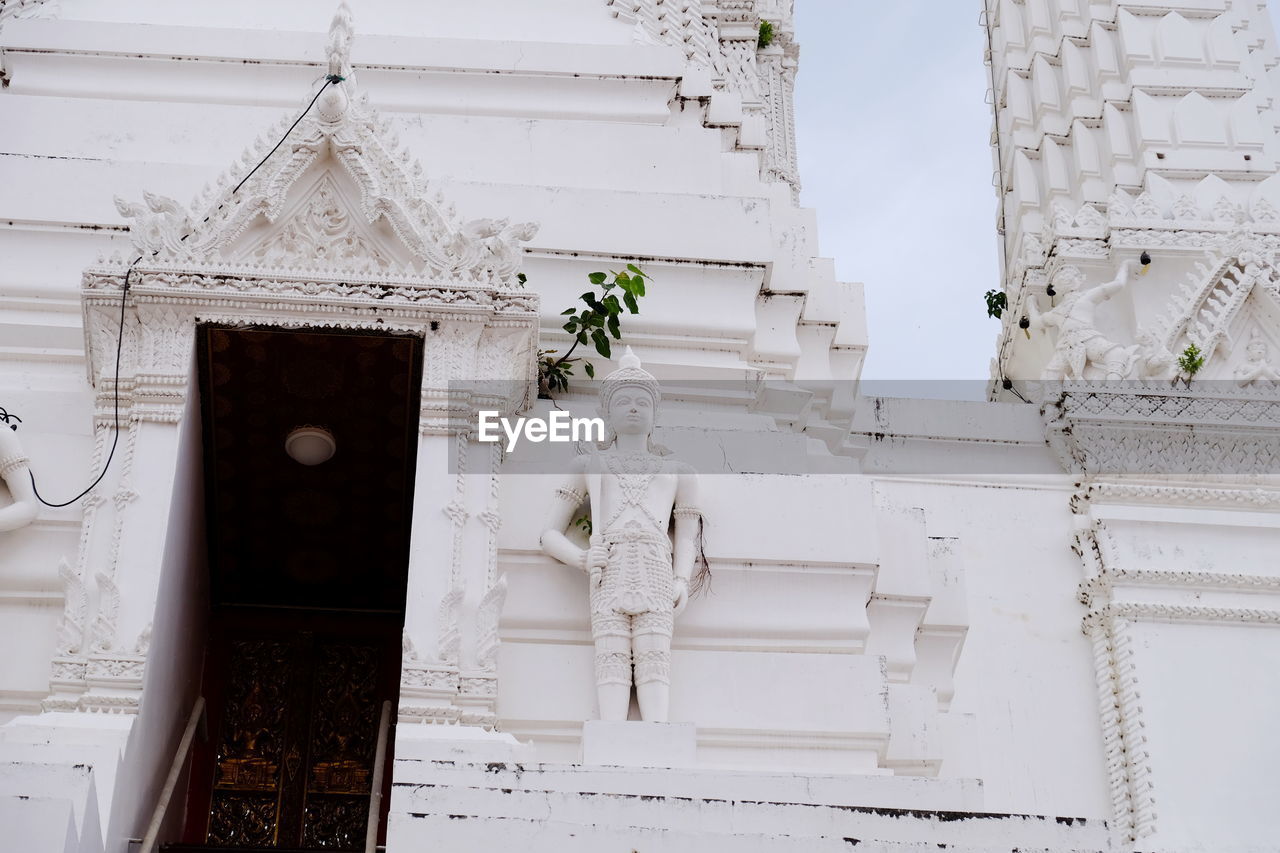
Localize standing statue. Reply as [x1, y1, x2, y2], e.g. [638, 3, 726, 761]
[0, 421, 39, 533]
[541, 348, 702, 723]
[1028, 259, 1142, 380]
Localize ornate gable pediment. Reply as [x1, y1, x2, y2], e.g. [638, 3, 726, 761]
[109, 2, 536, 288]
[81, 4, 540, 424]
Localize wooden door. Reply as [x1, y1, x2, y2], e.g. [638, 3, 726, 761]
[186, 619, 397, 850]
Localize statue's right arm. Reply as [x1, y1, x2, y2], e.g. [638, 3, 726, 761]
[539, 455, 590, 571]
[0, 432, 38, 533]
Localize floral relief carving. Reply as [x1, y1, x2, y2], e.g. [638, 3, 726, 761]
[244, 176, 393, 273]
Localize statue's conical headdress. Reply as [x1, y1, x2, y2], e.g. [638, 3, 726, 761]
[600, 347, 660, 409]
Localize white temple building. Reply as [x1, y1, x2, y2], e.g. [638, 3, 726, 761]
[0, 1, 1277, 851]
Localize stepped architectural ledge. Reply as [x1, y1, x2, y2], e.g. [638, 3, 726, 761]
[0, 2, 1276, 853]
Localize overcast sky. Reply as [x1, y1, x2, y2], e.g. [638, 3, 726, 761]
[794, 3, 999, 391]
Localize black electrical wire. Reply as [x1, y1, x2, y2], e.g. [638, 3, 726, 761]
[232, 75, 343, 195]
[22, 74, 345, 507]
[30, 259, 138, 507]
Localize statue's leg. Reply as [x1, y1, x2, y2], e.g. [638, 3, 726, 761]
[592, 610, 631, 721]
[633, 611, 673, 723]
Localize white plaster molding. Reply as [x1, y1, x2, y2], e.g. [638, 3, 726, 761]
[1084, 481, 1280, 509]
[1083, 611, 1155, 844]
[1087, 601, 1280, 628]
[1042, 382, 1280, 476]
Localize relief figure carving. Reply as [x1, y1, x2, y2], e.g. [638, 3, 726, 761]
[1029, 259, 1142, 381]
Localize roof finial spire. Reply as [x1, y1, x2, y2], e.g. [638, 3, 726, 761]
[327, 2, 354, 80]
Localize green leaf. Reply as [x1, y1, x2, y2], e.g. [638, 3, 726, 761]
[603, 295, 622, 314]
[561, 308, 575, 315]
[607, 315, 620, 339]
[577, 331, 590, 346]
[632, 277, 645, 297]
[588, 272, 607, 285]
[592, 329, 611, 358]
[616, 271, 631, 287]
[584, 362, 595, 378]
[563, 320, 577, 333]
[623, 291, 639, 314]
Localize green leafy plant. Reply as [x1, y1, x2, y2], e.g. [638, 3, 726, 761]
[984, 289, 1008, 319]
[539, 266, 651, 397]
[757, 20, 775, 49]
[573, 514, 592, 535]
[1177, 343, 1205, 383]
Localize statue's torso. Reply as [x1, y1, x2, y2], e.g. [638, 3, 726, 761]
[592, 451, 679, 535]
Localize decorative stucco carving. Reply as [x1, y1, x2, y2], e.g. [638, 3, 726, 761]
[0, 0, 57, 23]
[88, 571, 120, 654]
[436, 585, 465, 666]
[110, 17, 539, 288]
[1043, 382, 1280, 476]
[603, 0, 801, 197]
[85, 4, 539, 427]
[54, 557, 86, 656]
[1232, 330, 1280, 386]
[474, 575, 508, 672]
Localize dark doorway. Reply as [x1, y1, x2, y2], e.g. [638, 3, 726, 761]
[174, 325, 422, 851]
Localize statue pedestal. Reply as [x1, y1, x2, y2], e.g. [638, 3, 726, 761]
[580, 720, 697, 768]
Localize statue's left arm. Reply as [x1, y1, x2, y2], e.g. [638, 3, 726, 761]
[671, 462, 700, 615]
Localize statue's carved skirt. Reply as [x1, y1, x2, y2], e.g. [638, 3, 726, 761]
[589, 522, 674, 638]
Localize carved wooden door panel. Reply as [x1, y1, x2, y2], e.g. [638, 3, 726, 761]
[191, 627, 391, 850]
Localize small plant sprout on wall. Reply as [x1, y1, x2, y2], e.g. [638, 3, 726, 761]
[538, 266, 651, 398]
[1178, 343, 1205, 386]
[758, 20, 775, 49]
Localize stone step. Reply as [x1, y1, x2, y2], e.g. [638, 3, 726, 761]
[0, 794, 80, 853]
[392, 757, 981, 812]
[389, 759, 1109, 850]
[388, 811, 1108, 853]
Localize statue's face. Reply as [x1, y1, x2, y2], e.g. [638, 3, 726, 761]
[606, 387, 656, 438]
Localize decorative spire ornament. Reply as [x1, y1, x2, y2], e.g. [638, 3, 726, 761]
[327, 1, 354, 81]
